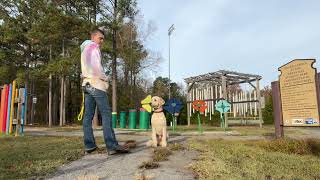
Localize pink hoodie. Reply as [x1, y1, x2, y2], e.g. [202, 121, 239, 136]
[80, 40, 109, 91]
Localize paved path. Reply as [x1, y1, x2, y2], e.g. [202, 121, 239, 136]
[46, 136, 196, 180]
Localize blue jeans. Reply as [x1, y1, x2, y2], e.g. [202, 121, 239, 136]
[82, 84, 118, 151]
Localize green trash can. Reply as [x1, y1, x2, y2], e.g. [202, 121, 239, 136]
[128, 109, 137, 129]
[120, 111, 126, 128]
[139, 108, 150, 130]
[112, 112, 117, 128]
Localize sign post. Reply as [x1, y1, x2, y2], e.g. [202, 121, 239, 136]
[272, 59, 320, 138]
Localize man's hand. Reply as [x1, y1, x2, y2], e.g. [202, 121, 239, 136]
[100, 76, 109, 82]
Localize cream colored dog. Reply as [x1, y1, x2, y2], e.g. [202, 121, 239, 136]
[146, 96, 168, 147]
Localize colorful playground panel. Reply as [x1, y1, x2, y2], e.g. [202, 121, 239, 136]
[0, 81, 27, 135]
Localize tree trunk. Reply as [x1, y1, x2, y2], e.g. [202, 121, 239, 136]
[130, 70, 133, 102]
[124, 67, 129, 89]
[48, 74, 52, 127]
[48, 45, 52, 127]
[30, 77, 35, 125]
[133, 74, 136, 107]
[68, 79, 72, 123]
[60, 39, 65, 126]
[59, 76, 64, 126]
[53, 84, 58, 125]
[111, 0, 118, 113]
[63, 78, 66, 125]
[24, 61, 29, 125]
[93, 1, 97, 25]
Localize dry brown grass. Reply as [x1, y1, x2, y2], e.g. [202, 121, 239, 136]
[138, 161, 160, 169]
[152, 147, 172, 162]
[253, 138, 320, 156]
[189, 138, 320, 179]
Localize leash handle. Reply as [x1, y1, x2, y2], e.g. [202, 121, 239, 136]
[77, 92, 84, 121]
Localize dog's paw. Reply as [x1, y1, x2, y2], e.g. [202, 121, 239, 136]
[152, 142, 158, 147]
[160, 141, 167, 147]
[146, 140, 153, 147]
[146, 140, 158, 147]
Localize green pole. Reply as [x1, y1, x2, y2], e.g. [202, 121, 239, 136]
[220, 113, 224, 128]
[172, 114, 176, 133]
[197, 112, 203, 133]
[174, 116, 177, 132]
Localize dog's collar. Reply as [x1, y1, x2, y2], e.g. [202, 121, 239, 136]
[153, 107, 163, 113]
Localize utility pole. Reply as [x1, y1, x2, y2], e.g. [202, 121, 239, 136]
[168, 24, 175, 99]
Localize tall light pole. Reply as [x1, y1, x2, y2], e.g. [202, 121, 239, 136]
[168, 24, 175, 99]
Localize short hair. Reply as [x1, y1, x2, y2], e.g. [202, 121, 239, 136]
[91, 29, 105, 36]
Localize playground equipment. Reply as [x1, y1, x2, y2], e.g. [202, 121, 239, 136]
[185, 70, 263, 128]
[0, 80, 27, 136]
[141, 95, 152, 113]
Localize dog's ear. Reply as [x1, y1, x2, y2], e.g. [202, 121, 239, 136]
[159, 97, 165, 106]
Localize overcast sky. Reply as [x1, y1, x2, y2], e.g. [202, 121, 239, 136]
[138, 0, 320, 87]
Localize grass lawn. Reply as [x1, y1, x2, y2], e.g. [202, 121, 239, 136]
[229, 125, 275, 136]
[0, 136, 85, 179]
[189, 138, 320, 180]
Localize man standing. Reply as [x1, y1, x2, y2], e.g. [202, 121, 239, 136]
[80, 29, 128, 155]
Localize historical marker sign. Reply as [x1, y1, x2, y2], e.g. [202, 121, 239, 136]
[279, 59, 319, 126]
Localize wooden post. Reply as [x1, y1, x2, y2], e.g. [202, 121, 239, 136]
[221, 75, 228, 128]
[16, 88, 24, 136]
[187, 97, 190, 126]
[256, 78, 263, 128]
[316, 73, 320, 117]
[271, 81, 284, 138]
[187, 83, 191, 126]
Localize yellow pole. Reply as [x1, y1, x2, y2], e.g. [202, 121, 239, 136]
[9, 80, 16, 134]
